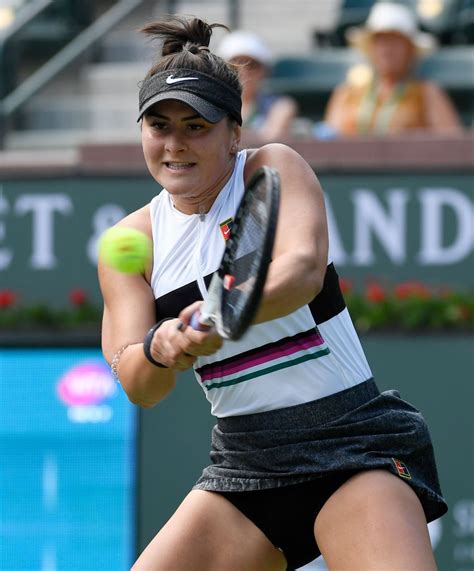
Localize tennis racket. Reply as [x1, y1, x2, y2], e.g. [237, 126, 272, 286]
[190, 165, 280, 340]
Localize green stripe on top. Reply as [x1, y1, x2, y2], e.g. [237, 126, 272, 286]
[204, 346, 331, 391]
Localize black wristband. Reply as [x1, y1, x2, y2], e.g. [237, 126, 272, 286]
[143, 318, 174, 368]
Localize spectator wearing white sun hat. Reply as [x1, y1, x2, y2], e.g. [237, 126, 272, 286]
[323, 1, 462, 136]
[217, 30, 298, 142]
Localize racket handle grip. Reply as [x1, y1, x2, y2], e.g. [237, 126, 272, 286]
[190, 311, 211, 332]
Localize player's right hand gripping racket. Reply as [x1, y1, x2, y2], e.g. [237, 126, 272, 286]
[190, 165, 281, 340]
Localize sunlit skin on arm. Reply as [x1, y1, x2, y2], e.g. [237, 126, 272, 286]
[100, 244, 223, 408]
[99, 208, 177, 407]
[247, 144, 328, 323]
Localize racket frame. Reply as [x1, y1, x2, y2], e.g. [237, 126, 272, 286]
[197, 166, 280, 340]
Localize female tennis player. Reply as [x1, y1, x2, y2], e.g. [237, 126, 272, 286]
[98, 16, 447, 571]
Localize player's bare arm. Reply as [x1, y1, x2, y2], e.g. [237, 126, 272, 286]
[246, 144, 328, 323]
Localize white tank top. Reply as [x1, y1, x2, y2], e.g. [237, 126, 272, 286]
[150, 150, 372, 417]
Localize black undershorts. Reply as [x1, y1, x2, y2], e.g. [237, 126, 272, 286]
[220, 471, 354, 570]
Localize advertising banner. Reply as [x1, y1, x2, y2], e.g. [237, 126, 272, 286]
[0, 348, 137, 571]
[0, 172, 472, 306]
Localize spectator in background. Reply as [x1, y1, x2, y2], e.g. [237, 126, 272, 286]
[217, 30, 298, 141]
[323, 1, 463, 137]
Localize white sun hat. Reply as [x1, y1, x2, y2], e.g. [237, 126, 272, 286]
[346, 1, 436, 56]
[217, 30, 273, 66]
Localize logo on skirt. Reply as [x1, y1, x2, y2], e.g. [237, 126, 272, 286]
[392, 458, 411, 479]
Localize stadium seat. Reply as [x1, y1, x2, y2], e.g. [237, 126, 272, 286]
[0, 0, 95, 98]
[314, 0, 376, 47]
[272, 50, 366, 88]
[18, 0, 93, 54]
[452, 0, 474, 43]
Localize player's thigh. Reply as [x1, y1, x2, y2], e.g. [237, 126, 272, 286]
[314, 469, 437, 571]
[132, 489, 287, 571]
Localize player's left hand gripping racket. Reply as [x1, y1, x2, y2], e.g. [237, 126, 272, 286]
[191, 165, 281, 340]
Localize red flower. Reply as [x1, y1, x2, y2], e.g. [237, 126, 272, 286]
[339, 278, 353, 295]
[394, 281, 431, 300]
[365, 282, 386, 303]
[0, 289, 17, 308]
[69, 288, 87, 306]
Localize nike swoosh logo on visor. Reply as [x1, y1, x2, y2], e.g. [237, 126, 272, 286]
[166, 75, 199, 84]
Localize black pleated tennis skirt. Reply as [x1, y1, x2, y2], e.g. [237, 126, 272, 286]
[194, 379, 447, 524]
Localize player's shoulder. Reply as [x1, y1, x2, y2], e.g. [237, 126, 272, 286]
[116, 204, 152, 238]
[246, 143, 303, 163]
[245, 143, 307, 177]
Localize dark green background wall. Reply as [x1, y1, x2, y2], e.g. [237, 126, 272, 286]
[1, 172, 472, 306]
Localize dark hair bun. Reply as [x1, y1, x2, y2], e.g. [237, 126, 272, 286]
[141, 16, 225, 56]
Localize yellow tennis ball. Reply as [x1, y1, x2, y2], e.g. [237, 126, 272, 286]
[99, 226, 152, 274]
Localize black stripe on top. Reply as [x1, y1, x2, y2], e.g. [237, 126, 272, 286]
[154, 273, 212, 321]
[309, 263, 346, 325]
[154, 263, 346, 325]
